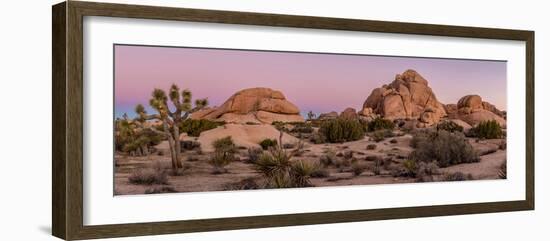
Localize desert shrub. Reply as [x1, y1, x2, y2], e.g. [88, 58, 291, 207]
[223, 177, 259, 190]
[467, 120, 503, 139]
[352, 163, 367, 176]
[365, 155, 381, 162]
[247, 147, 264, 163]
[498, 140, 507, 150]
[128, 164, 168, 185]
[309, 131, 327, 144]
[283, 143, 295, 149]
[343, 150, 354, 160]
[319, 118, 365, 143]
[292, 122, 314, 133]
[499, 161, 507, 179]
[259, 138, 278, 150]
[209, 152, 232, 174]
[366, 144, 377, 150]
[144, 186, 176, 194]
[389, 138, 398, 144]
[444, 172, 473, 181]
[366, 117, 395, 132]
[372, 159, 382, 175]
[210, 136, 237, 174]
[436, 121, 464, 133]
[319, 149, 338, 167]
[180, 140, 201, 150]
[311, 166, 330, 178]
[179, 119, 223, 137]
[383, 157, 393, 170]
[403, 159, 417, 177]
[369, 129, 394, 142]
[213, 136, 236, 152]
[410, 129, 479, 167]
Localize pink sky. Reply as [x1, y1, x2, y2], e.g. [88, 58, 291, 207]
[114, 45, 506, 118]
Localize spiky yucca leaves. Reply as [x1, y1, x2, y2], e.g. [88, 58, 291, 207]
[253, 145, 315, 188]
[133, 84, 209, 171]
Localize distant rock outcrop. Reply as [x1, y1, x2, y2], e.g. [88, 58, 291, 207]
[191, 87, 304, 124]
[363, 69, 446, 126]
[318, 111, 339, 120]
[450, 94, 506, 128]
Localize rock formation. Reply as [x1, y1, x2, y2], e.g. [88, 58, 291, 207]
[363, 69, 446, 126]
[318, 111, 339, 120]
[450, 94, 506, 128]
[190, 87, 304, 124]
[340, 107, 358, 119]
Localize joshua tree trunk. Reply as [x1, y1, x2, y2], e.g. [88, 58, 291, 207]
[162, 118, 181, 170]
[172, 124, 183, 168]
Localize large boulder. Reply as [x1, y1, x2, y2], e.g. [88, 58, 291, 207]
[191, 87, 304, 124]
[454, 94, 506, 128]
[363, 69, 446, 124]
[340, 107, 358, 119]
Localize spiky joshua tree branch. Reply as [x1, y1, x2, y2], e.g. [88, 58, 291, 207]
[134, 84, 208, 171]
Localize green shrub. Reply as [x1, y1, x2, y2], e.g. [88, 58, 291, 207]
[319, 118, 365, 143]
[259, 138, 278, 150]
[410, 130, 479, 167]
[369, 129, 394, 142]
[467, 120, 504, 139]
[213, 136, 236, 153]
[210, 136, 237, 174]
[291, 122, 314, 133]
[436, 121, 464, 133]
[179, 119, 223, 137]
[366, 117, 395, 132]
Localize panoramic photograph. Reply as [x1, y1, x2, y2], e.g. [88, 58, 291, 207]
[113, 45, 507, 195]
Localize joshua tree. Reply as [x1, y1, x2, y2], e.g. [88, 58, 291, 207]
[134, 84, 208, 171]
[307, 111, 316, 121]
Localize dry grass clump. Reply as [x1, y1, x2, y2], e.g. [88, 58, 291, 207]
[444, 172, 473, 181]
[128, 162, 169, 185]
[144, 186, 176, 194]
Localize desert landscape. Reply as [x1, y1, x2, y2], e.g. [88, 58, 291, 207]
[114, 69, 507, 195]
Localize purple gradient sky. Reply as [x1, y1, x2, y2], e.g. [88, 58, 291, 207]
[114, 45, 506, 118]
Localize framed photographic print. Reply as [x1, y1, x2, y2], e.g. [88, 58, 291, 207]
[52, 1, 534, 240]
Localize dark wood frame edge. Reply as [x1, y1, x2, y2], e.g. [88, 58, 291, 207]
[52, 1, 535, 240]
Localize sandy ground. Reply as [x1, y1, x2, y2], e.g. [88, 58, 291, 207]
[115, 126, 506, 195]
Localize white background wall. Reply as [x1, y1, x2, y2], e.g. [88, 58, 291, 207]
[0, 0, 547, 240]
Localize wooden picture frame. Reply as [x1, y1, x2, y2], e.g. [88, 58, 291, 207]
[52, 1, 534, 240]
